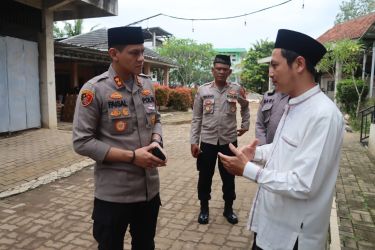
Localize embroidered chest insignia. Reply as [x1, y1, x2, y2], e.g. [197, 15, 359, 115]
[110, 92, 122, 99]
[110, 109, 121, 117]
[141, 89, 151, 96]
[122, 108, 129, 116]
[80, 90, 94, 107]
[114, 120, 127, 132]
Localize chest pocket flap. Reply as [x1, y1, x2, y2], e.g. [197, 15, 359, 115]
[261, 102, 273, 112]
[203, 98, 214, 114]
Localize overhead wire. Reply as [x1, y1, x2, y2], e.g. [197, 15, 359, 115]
[126, 0, 292, 26]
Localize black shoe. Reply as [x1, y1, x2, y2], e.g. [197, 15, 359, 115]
[198, 211, 209, 224]
[223, 211, 238, 224]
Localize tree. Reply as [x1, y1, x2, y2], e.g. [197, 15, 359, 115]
[157, 38, 215, 86]
[240, 39, 274, 94]
[335, 0, 375, 24]
[53, 19, 98, 38]
[317, 39, 365, 116]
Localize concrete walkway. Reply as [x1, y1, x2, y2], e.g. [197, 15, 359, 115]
[336, 132, 375, 250]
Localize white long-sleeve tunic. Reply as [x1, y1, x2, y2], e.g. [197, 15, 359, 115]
[243, 85, 344, 250]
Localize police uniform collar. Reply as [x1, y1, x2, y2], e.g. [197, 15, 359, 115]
[266, 89, 276, 96]
[211, 81, 230, 88]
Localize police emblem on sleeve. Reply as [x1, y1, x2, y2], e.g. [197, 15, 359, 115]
[81, 90, 94, 107]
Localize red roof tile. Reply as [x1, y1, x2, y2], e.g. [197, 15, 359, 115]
[318, 12, 375, 44]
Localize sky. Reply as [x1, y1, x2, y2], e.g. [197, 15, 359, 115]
[79, 0, 342, 50]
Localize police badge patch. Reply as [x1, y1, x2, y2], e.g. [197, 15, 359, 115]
[110, 92, 122, 99]
[81, 90, 94, 107]
[141, 89, 151, 96]
[115, 120, 127, 132]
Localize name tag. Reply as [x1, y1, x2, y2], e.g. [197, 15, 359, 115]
[108, 99, 127, 109]
[203, 95, 214, 99]
[142, 96, 155, 104]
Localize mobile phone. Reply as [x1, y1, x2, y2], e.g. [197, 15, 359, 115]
[151, 147, 166, 161]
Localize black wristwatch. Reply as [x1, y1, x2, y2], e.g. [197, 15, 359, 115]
[151, 138, 163, 148]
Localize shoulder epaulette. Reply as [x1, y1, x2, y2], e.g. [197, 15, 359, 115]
[138, 73, 152, 79]
[88, 71, 108, 85]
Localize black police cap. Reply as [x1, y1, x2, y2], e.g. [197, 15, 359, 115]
[274, 29, 327, 66]
[214, 54, 231, 66]
[107, 26, 144, 48]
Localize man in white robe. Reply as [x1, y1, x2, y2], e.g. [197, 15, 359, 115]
[219, 29, 344, 250]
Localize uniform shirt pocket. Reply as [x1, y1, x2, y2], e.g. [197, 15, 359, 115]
[261, 102, 273, 112]
[203, 98, 215, 114]
[261, 103, 273, 123]
[109, 116, 133, 135]
[226, 98, 237, 115]
[281, 135, 298, 148]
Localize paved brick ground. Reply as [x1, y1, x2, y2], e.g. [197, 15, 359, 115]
[3, 103, 373, 249]
[337, 133, 375, 250]
[0, 104, 259, 249]
[0, 129, 86, 194]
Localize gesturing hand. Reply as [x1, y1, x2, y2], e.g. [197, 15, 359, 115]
[239, 139, 258, 161]
[218, 139, 258, 176]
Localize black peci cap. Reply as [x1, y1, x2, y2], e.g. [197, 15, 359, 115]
[107, 26, 144, 48]
[274, 29, 327, 66]
[214, 54, 231, 66]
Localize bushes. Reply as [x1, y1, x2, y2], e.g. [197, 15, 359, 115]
[153, 85, 193, 111]
[154, 85, 170, 107]
[167, 88, 192, 111]
[336, 78, 368, 115]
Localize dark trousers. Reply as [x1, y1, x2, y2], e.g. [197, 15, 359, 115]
[197, 141, 237, 202]
[92, 194, 161, 250]
[252, 233, 298, 250]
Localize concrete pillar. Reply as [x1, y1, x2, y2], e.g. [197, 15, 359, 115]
[370, 42, 375, 97]
[368, 124, 375, 156]
[334, 61, 342, 103]
[143, 62, 151, 75]
[72, 62, 79, 88]
[38, 9, 57, 129]
[163, 66, 169, 86]
[152, 32, 156, 49]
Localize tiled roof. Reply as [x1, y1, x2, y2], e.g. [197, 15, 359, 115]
[60, 28, 177, 66]
[318, 12, 375, 43]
